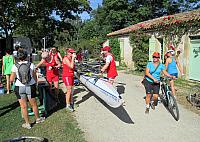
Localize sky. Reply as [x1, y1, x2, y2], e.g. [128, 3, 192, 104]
[79, 0, 103, 20]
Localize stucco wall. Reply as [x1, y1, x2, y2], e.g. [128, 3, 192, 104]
[119, 36, 133, 68]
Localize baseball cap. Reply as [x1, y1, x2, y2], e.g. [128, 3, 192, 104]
[41, 51, 49, 59]
[152, 52, 160, 57]
[167, 49, 175, 55]
[67, 48, 76, 53]
[101, 46, 111, 51]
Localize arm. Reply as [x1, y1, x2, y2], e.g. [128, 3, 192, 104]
[162, 70, 176, 79]
[36, 59, 45, 69]
[58, 52, 63, 62]
[32, 70, 37, 82]
[63, 56, 75, 69]
[55, 57, 61, 68]
[145, 68, 158, 83]
[101, 62, 110, 73]
[165, 58, 170, 71]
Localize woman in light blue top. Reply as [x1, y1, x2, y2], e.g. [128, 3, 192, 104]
[143, 52, 175, 114]
[165, 50, 184, 97]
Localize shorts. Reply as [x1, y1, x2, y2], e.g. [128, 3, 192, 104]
[143, 79, 160, 94]
[63, 76, 74, 86]
[46, 74, 59, 83]
[107, 76, 117, 80]
[14, 84, 37, 99]
[170, 73, 178, 78]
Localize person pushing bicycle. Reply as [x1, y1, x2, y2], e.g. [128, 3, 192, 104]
[143, 52, 176, 114]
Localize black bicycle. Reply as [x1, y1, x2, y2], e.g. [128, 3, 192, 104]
[159, 77, 179, 121]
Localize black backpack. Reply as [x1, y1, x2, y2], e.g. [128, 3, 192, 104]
[16, 62, 32, 84]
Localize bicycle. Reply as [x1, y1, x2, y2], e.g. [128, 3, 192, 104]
[159, 77, 179, 121]
[186, 85, 200, 107]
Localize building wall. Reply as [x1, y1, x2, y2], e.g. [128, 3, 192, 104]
[119, 36, 134, 68]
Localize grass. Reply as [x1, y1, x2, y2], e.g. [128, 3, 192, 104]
[0, 93, 86, 142]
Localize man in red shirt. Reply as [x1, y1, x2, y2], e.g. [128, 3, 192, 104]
[50, 47, 63, 62]
[62, 48, 76, 112]
[100, 46, 118, 84]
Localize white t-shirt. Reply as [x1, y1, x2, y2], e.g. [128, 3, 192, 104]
[13, 51, 18, 57]
[11, 61, 36, 86]
[106, 55, 113, 63]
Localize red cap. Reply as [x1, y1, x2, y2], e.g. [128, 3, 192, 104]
[101, 46, 111, 51]
[152, 52, 160, 57]
[67, 48, 76, 53]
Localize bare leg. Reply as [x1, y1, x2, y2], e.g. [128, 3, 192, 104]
[66, 86, 72, 106]
[169, 80, 176, 96]
[145, 94, 151, 107]
[6, 75, 10, 94]
[19, 98, 29, 124]
[54, 81, 59, 101]
[28, 98, 40, 119]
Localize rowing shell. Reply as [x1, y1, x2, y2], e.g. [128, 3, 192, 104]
[79, 74, 122, 108]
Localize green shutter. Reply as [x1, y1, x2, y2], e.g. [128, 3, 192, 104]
[189, 39, 200, 81]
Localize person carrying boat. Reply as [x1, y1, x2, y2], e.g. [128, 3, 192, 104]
[36, 51, 61, 101]
[62, 48, 76, 112]
[100, 46, 118, 84]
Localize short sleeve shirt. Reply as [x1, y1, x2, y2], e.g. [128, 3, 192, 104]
[11, 61, 36, 86]
[106, 55, 113, 63]
[145, 62, 166, 83]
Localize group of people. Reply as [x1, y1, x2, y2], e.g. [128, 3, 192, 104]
[143, 48, 183, 114]
[3, 44, 118, 129]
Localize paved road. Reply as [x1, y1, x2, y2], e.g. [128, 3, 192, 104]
[73, 72, 200, 142]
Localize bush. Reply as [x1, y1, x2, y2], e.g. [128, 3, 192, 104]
[130, 32, 149, 71]
[109, 38, 120, 61]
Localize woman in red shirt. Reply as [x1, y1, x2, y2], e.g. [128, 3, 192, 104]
[36, 52, 61, 99]
[62, 48, 76, 112]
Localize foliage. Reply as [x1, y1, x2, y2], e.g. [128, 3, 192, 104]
[0, 0, 91, 49]
[109, 38, 120, 61]
[130, 32, 150, 71]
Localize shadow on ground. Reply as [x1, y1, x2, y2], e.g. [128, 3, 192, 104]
[75, 91, 134, 124]
[0, 101, 20, 117]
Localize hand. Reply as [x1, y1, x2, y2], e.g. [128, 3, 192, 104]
[49, 66, 52, 70]
[172, 76, 176, 80]
[72, 53, 76, 58]
[153, 78, 159, 83]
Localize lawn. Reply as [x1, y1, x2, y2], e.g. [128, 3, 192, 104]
[0, 93, 86, 142]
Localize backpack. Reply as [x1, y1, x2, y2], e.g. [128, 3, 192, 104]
[16, 62, 32, 84]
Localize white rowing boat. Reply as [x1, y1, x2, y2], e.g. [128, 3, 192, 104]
[78, 73, 122, 108]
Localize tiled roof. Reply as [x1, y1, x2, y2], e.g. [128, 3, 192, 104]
[107, 9, 200, 37]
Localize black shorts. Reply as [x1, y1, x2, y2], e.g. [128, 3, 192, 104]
[143, 79, 160, 94]
[14, 84, 37, 99]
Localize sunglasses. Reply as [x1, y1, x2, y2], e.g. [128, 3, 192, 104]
[153, 56, 160, 58]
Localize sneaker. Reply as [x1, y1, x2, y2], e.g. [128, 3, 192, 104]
[145, 108, 149, 114]
[22, 123, 31, 129]
[66, 105, 74, 112]
[36, 117, 45, 124]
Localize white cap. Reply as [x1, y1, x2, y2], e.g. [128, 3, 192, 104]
[41, 52, 49, 59]
[167, 50, 175, 55]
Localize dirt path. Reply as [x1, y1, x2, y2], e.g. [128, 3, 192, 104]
[72, 72, 200, 142]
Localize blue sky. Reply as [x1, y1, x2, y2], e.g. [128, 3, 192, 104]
[79, 0, 103, 20]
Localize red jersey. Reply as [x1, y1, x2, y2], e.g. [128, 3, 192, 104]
[44, 57, 59, 76]
[106, 53, 118, 78]
[50, 52, 59, 61]
[62, 55, 74, 77]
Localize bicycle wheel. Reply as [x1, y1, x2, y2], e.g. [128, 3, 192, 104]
[186, 85, 200, 107]
[3, 136, 48, 142]
[159, 84, 168, 106]
[168, 93, 179, 121]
